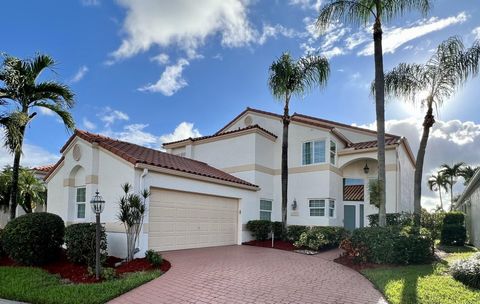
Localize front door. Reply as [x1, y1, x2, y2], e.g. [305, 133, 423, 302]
[344, 205, 356, 231]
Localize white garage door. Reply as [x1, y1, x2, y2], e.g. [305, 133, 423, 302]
[148, 188, 239, 251]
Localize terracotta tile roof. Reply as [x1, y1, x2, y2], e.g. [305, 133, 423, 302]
[164, 124, 277, 147]
[47, 130, 258, 189]
[343, 185, 364, 201]
[33, 164, 56, 173]
[347, 137, 401, 150]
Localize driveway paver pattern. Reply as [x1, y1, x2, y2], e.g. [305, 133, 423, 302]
[110, 245, 387, 304]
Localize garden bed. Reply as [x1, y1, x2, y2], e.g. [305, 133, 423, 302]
[0, 251, 170, 284]
[242, 239, 296, 251]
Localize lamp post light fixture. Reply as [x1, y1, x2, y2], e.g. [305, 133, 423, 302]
[363, 161, 370, 175]
[90, 190, 105, 280]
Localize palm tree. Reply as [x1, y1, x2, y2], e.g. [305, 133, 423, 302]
[268, 52, 330, 233]
[18, 168, 47, 213]
[460, 165, 478, 185]
[384, 37, 480, 223]
[316, 0, 432, 227]
[440, 162, 466, 211]
[427, 173, 450, 211]
[0, 54, 75, 219]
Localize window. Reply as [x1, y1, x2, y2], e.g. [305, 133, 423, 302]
[309, 199, 325, 216]
[330, 141, 337, 165]
[302, 140, 325, 165]
[76, 187, 86, 219]
[260, 199, 272, 220]
[329, 200, 335, 217]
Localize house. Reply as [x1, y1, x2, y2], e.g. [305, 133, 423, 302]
[455, 169, 480, 247]
[45, 107, 415, 257]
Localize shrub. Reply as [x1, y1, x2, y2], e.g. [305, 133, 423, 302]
[272, 221, 284, 240]
[368, 212, 413, 227]
[441, 212, 466, 246]
[246, 220, 271, 240]
[145, 250, 162, 267]
[88, 266, 117, 281]
[2, 212, 64, 265]
[451, 253, 480, 289]
[65, 223, 108, 267]
[421, 209, 445, 243]
[294, 226, 349, 251]
[341, 226, 433, 265]
[0, 228, 4, 257]
[286, 225, 309, 242]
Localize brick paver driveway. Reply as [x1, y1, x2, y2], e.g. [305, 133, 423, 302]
[110, 245, 387, 304]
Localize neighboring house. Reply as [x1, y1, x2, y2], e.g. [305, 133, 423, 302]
[45, 107, 415, 257]
[455, 169, 480, 248]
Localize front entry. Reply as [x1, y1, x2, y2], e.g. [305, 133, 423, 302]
[344, 205, 356, 231]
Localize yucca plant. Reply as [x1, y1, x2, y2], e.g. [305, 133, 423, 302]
[117, 183, 150, 261]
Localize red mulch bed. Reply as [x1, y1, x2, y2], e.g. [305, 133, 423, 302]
[0, 251, 171, 284]
[334, 255, 394, 271]
[242, 239, 296, 251]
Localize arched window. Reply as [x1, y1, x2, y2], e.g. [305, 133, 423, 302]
[69, 165, 86, 220]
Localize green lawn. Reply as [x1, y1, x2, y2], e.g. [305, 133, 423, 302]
[0, 266, 161, 304]
[362, 248, 480, 304]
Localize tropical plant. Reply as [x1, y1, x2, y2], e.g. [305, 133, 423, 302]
[0, 53, 75, 219]
[428, 173, 450, 211]
[384, 37, 480, 223]
[117, 183, 150, 262]
[317, 0, 433, 227]
[0, 166, 46, 213]
[460, 165, 479, 185]
[268, 52, 329, 233]
[440, 162, 467, 211]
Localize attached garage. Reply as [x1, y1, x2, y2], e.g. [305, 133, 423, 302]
[148, 188, 239, 251]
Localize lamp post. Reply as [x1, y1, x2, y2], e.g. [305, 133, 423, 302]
[90, 190, 105, 280]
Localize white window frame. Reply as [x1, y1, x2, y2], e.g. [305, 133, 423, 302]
[302, 139, 326, 166]
[329, 140, 337, 165]
[309, 199, 326, 217]
[260, 199, 272, 221]
[76, 186, 86, 220]
[328, 199, 336, 218]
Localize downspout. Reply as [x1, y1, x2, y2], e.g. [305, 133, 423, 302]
[140, 168, 149, 190]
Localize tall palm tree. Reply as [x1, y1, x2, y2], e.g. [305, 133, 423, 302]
[0, 54, 75, 219]
[440, 162, 466, 211]
[384, 37, 480, 224]
[427, 172, 450, 211]
[460, 165, 478, 185]
[268, 52, 329, 233]
[18, 168, 47, 213]
[316, 0, 432, 227]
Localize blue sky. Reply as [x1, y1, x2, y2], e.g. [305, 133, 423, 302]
[1, 0, 480, 209]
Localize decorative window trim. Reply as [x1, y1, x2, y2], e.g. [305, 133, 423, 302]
[260, 199, 272, 221]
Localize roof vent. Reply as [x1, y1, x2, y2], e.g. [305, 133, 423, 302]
[244, 115, 253, 127]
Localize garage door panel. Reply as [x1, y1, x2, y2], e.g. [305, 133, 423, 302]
[148, 189, 239, 252]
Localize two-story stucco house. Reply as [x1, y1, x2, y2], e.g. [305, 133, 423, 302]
[46, 107, 415, 257]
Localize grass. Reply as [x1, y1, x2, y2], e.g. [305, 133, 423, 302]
[362, 246, 480, 304]
[0, 266, 161, 304]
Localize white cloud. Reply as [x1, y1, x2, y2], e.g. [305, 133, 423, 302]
[139, 58, 190, 95]
[301, 18, 346, 58]
[289, 0, 322, 11]
[473, 26, 480, 40]
[99, 107, 129, 127]
[70, 65, 89, 83]
[110, 0, 256, 61]
[150, 53, 170, 65]
[258, 24, 300, 45]
[158, 122, 202, 146]
[38, 107, 55, 116]
[358, 12, 468, 56]
[82, 117, 96, 130]
[357, 117, 480, 210]
[0, 143, 59, 168]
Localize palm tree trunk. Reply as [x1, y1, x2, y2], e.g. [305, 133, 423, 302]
[373, 11, 387, 227]
[9, 125, 25, 220]
[414, 104, 434, 225]
[439, 188, 443, 211]
[450, 177, 454, 211]
[281, 96, 290, 235]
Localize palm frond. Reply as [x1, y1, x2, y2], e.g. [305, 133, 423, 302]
[382, 63, 426, 102]
[298, 55, 330, 94]
[316, 0, 375, 32]
[0, 111, 28, 153]
[34, 102, 75, 131]
[381, 0, 432, 22]
[27, 54, 55, 81]
[32, 81, 75, 108]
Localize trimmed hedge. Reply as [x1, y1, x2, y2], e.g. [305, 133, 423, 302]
[2, 213, 64, 265]
[451, 253, 480, 289]
[294, 226, 349, 251]
[368, 212, 414, 227]
[0, 228, 4, 257]
[286, 225, 309, 242]
[65, 223, 107, 267]
[441, 212, 466, 246]
[246, 220, 271, 240]
[341, 226, 433, 265]
[271, 221, 283, 240]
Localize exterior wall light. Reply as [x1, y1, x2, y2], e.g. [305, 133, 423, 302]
[291, 199, 297, 210]
[90, 190, 105, 280]
[363, 161, 370, 174]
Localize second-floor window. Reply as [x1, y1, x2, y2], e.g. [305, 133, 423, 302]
[330, 140, 337, 165]
[302, 140, 325, 165]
